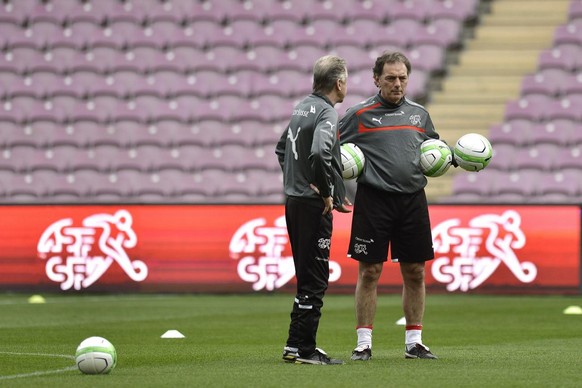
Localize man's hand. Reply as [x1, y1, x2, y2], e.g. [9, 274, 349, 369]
[336, 197, 352, 213]
[311, 184, 352, 214]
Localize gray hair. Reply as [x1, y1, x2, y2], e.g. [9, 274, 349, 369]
[373, 51, 412, 77]
[312, 55, 347, 95]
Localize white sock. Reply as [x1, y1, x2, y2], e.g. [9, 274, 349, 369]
[405, 325, 422, 350]
[356, 327, 372, 349]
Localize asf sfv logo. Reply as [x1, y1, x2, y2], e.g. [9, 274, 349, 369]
[229, 216, 341, 291]
[37, 209, 148, 290]
[431, 210, 537, 292]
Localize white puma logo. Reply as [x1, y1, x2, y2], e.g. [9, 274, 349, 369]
[372, 117, 382, 124]
[287, 126, 301, 160]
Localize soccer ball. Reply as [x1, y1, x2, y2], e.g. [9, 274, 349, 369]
[419, 139, 453, 177]
[454, 133, 493, 172]
[340, 143, 365, 180]
[75, 336, 117, 375]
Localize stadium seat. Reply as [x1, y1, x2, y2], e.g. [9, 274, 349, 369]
[563, 73, 582, 96]
[488, 119, 534, 147]
[330, 45, 376, 73]
[251, 68, 311, 98]
[65, 119, 117, 149]
[23, 118, 78, 149]
[408, 44, 447, 75]
[546, 95, 582, 121]
[427, 0, 479, 23]
[26, 70, 73, 99]
[450, 168, 503, 198]
[372, 19, 420, 48]
[504, 94, 555, 122]
[64, 20, 109, 48]
[176, 144, 224, 172]
[2, 46, 54, 74]
[345, 68, 376, 97]
[0, 22, 30, 48]
[412, 19, 462, 48]
[537, 44, 582, 72]
[536, 169, 582, 199]
[190, 19, 230, 48]
[0, 0, 38, 24]
[259, 19, 302, 49]
[553, 23, 582, 46]
[530, 120, 576, 147]
[493, 169, 539, 198]
[512, 143, 561, 171]
[520, 68, 570, 97]
[569, 0, 582, 19]
[285, 45, 329, 73]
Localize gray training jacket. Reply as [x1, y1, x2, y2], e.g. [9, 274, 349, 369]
[339, 93, 440, 194]
[275, 93, 346, 208]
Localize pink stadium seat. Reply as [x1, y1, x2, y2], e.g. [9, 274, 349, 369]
[346, 0, 391, 23]
[262, 19, 306, 48]
[537, 44, 582, 72]
[520, 68, 570, 97]
[553, 23, 582, 46]
[65, 20, 110, 48]
[530, 120, 576, 147]
[0, 22, 30, 48]
[450, 168, 503, 198]
[504, 94, 554, 122]
[488, 120, 533, 147]
[375, 19, 422, 48]
[546, 95, 582, 121]
[387, 0, 431, 22]
[176, 144, 224, 172]
[23, 118, 77, 149]
[0, 0, 38, 24]
[190, 20, 228, 48]
[408, 44, 447, 75]
[412, 19, 462, 48]
[244, 45, 289, 72]
[512, 143, 561, 171]
[299, 19, 348, 48]
[285, 45, 328, 73]
[331, 45, 376, 72]
[569, 0, 582, 19]
[65, 119, 118, 149]
[555, 145, 582, 169]
[537, 168, 582, 199]
[427, 0, 479, 22]
[339, 68, 376, 98]
[562, 73, 582, 96]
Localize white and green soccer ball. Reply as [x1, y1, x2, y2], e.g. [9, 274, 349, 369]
[341, 142, 365, 180]
[75, 336, 117, 375]
[420, 139, 453, 177]
[454, 133, 493, 172]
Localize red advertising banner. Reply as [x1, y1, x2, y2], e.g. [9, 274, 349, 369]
[0, 205, 579, 294]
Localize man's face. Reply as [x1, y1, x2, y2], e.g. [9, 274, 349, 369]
[375, 62, 408, 104]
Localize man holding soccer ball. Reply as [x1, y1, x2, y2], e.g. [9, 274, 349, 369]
[339, 51, 447, 361]
[275, 55, 351, 365]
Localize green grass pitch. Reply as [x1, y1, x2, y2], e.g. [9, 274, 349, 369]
[1, 293, 581, 387]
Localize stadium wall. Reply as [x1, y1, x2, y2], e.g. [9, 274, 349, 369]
[0, 204, 580, 295]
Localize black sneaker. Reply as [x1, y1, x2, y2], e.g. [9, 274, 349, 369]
[351, 345, 372, 361]
[405, 343, 438, 359]
[296, 348, 344, 365]
[282, 347, 299, 363]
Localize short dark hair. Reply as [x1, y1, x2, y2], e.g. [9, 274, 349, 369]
[312, 55, 347, 95]
[373, 51, 411, 78]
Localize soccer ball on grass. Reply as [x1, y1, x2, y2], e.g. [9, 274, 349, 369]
[75, 336, 117, 374]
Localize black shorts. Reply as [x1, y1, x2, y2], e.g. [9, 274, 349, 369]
[347, 184, 434, 264]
